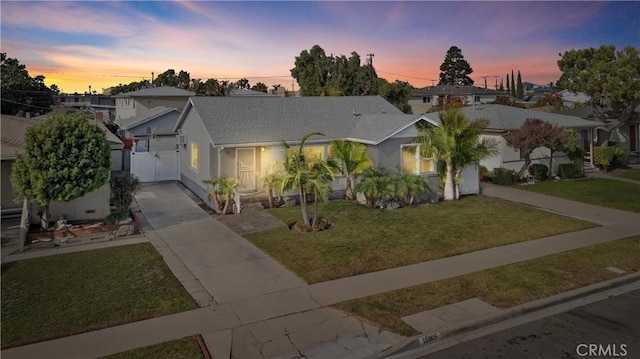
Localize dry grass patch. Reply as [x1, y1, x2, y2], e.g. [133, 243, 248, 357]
[333, 236, 640, 336]
[246, 196, 596, 283]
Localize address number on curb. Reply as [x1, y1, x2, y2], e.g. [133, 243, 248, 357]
[418, 332, 441, 345]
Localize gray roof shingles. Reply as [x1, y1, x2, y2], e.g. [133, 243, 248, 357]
[115, 106, 179, 130]
[179, 96, 418, 146]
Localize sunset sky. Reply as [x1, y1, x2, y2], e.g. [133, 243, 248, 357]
[1, 1, 638, 94]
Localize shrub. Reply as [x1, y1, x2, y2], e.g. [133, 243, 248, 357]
[593, 146, 627, 172]
[479, 165, 490, 182]
[528, 164, 549, 181]
[558, 163, 584, 179]
[354, 168, 394, 208]
[105, 210, 128, 225]
[491, 167, 515, 186]
[111, 173, 141, 213]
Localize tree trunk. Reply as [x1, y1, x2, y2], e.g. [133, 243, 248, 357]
[454, 169, 462, 200]
[517, 154, 532, 179]
[299, 185, 311, 226]
[211, 192, 223, 215]
[345, 176, 353, 200]
[41, 203, 50, 230]
[548, 150, 555, 177]
[222, 192, 232, 215]
[443, 160, 456, 201]
[312, 197, 319, 227]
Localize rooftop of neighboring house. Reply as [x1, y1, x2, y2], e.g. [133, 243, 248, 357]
[114, 106, 180, 131]
[112, 86, 196, 98]
[175, 95, 426, 146]
[423, 104, 600, 132]
[412, 85, 508, 97]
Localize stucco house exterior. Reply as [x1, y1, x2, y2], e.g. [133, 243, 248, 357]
[1, 114, 122, 222]
[172, 96, 480, 208]
[410, 85, 508, 114]
[115, 106, 181, 152]
[421, 105, 599, 174]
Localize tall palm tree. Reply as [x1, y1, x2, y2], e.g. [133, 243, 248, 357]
[328, 139, 373, 200]
[415, 106, 496, 201]
[278, 132, 335, 227]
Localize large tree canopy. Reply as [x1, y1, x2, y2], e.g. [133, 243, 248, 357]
[438, 46, 474, 86]
[11, 113, 112, 228]
[290, 45, 376, 96]
[557, 45, 640, 140]
[1, 53, 55, 115]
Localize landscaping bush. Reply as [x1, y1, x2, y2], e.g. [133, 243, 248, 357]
[594, 146, 627, 172]
[479, 165, 490, 182]
[105, 210, 128, 225]
[491, 167, 515, 186]
[528, 163, 549, 181]
[558, 163, 584, 179]
[111, 173, 141, 213]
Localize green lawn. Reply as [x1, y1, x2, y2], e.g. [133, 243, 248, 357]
[1, 243, 197, 349]
[334, 236, 640, 336]
[612, 168, 640, 182]
[245, 196, 596, 283]
[521, 178, 640, 212]
[102, 336, 203, 359]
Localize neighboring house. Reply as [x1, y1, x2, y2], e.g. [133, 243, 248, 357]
[53, 93, 115, 120]
[114, 106, 180, 152]
[422, 105, 599, 174]
[113, 86, 195, 121]
[0, 114, 122, 222]
[173, 96, 481, 208]
[410, 85, 508, 114]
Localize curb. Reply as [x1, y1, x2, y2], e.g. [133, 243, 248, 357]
[381, 272, 640, 358]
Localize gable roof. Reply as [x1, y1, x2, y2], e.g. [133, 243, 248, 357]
[114, 106, 180, 130]
[412, 85, 507, 97]
[422, 105, 598, 132]
[112, 86, 195, 98]
[175, 96, 424, 146]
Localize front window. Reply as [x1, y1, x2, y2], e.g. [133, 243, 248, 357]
[303, 146, 325, 161]
[190, 142, 199, 170]
[402, 145, 436, 174]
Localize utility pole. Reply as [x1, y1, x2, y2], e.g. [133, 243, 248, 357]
[367, 53, 375, 94]
[492, 76, 499, 90]
[481, 76, 489, 89]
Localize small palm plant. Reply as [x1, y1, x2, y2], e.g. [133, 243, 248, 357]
[394, 171, 430, 206]
[202, 176, 241, 215]
[354, 167, 394, 208]
[328, 139, 373, 200]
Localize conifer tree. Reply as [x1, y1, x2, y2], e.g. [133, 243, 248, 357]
[510, 70, 516, 97]
[438, 46, 474, 86]
[506, 73, 510, 93]
[516, 70, 524, 99]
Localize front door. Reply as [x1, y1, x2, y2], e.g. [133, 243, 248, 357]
[236, 148, 256, 191]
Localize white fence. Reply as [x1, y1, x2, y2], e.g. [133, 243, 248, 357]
[130, 150, 180, 182]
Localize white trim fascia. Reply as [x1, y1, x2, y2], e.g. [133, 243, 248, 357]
[368, 114, 440, 145]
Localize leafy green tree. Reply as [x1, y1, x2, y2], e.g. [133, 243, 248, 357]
[378, 79, 413, 113]
[558, 45, 640, 143]
[1, 53, 55, 115]
[516, 70, 524, 99]
[291, 45, 332, 96]
[328, 139, 373, 200]
[542, 126, 569, 176]
[235, 78, 250, 89]
[277, 132, 335, 227]
[11, 113, 112, 229]
[437, 46, 474, 86]
[251, 82, 268, 93]
[414, 106, 496, 201]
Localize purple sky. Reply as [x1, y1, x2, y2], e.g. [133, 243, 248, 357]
[1, 1, 638, 93]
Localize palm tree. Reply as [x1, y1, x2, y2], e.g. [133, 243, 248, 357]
[328, 139, 373, 200]
[202, 176, 241, 214]
[415, 106, 496, 201]
[394, 171, 429, 206]
[354, 167, 394, 208]
[278, 132, 335, 227]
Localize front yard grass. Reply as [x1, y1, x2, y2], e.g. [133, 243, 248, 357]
[520, 178, 640, 212]
[245, 196, 596, 283]
[101, 336, 203, 359]
[611, 168, 640, 182]
[1, 243, 197, 349]
[333, 236, 640, 336]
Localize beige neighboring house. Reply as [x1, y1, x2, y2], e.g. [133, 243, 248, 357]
[1, 114, 122, 222]
[410, 85, 508, 114]
[113, 86, 195, 121]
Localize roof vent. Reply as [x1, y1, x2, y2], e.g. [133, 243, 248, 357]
[352, 109, 361, 117]
[381, 108, 387, 114]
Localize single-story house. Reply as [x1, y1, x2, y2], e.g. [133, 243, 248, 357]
[421, 105, 600, 174]
[1, 114, 122, 222]
[173, 96, 481, 208]
[410, 85, 508, 114]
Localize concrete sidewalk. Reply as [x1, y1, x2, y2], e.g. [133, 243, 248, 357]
[3, 181, 638, 359]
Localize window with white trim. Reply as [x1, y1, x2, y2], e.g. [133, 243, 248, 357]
[401, 144, 436, 174]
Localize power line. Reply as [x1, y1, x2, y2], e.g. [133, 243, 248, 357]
[1, 98, 52, 110]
